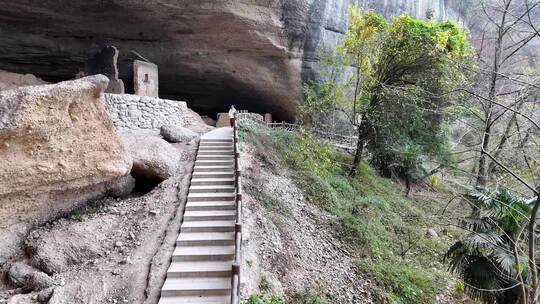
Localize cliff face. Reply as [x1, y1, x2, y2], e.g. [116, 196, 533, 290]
[0, 0, 465, 120]
[302, 0, 469, 82]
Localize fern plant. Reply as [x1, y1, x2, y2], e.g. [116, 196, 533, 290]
[445, 189, 535, 303]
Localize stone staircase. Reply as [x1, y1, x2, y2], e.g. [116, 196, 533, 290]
[159, 130, 236, 304]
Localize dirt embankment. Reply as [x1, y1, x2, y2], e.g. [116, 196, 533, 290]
[240, 141, 373, 303]
[0, 141, 197, 304]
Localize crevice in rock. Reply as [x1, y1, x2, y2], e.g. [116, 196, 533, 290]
[131, 173, 162, 196]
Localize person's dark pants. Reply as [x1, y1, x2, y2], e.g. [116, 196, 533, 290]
[230, 117, 235, 127]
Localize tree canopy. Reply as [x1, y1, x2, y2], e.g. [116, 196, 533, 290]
[338, 9, 472, 179]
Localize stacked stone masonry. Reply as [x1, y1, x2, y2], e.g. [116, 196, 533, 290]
[104, 93, 197, 130]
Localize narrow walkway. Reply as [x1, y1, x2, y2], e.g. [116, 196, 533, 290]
[159, 127, 235, 304]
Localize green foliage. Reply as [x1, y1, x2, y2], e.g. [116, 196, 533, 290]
[369, 262, 442, 303]
[303, 7, 473, 180]
[276, 128, 336, 179]
[246, 294, 285, 304]
[445, 188, 534, 302]
[302, 51, 350, 123]
[445, 104, 484, 124]
[360, 13, 471, 179]
[289, 289, 328, 304]
[247, 275, 285, 304]
[240, 126, 458, 304]
[339, 8, 387, 108]
[259, 277, 272, 294]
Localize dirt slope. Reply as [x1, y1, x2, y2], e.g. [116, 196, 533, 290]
[240, 141, 373, 303]
[0, 141, 197, 304]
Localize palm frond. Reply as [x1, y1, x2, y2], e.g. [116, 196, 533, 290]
[492, 248, 523, 278]
[461, 254, 503, 302]
[445, 241, 468, 273]
[461, 216, 496, 231]
[464, 191, 494, 209]
[463, 230, 504, 249]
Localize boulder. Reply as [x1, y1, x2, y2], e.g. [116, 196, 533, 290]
[0, 69, 48, 91]
[0, 75, 132, 196]
[8, 262, 55, 291]
[0, 75, 132, 264]
[121, 131, 180, 181]
[8, 262, 35, 287]
[106, 174, 136, 198]
[426, 228, 438, 239]
[160, 125, 199, 143]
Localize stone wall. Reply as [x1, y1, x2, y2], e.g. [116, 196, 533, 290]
[104, 93, 197, 130]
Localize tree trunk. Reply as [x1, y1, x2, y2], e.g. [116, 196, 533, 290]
[353, 54, 361, 120]
[528, 188, 540, 303]
[476, 122, 492, 189]
[475, 1, 509, 191]
[487, 112, 517, 177]
[350, 125, 366, 177]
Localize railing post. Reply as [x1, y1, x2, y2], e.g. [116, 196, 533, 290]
[230, 108, 241, 304]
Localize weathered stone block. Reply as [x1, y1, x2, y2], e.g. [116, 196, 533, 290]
[133, 60, 159, 98]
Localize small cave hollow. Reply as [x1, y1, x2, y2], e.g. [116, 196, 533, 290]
[130, 173, 163, 196]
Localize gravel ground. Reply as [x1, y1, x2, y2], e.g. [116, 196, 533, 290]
[240, 143, 373, 303]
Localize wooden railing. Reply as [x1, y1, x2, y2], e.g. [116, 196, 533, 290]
[236, 110, 358, 150]
[231, 112, 242, 304]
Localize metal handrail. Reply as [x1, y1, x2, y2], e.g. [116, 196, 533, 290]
[231, 112, 242, 304]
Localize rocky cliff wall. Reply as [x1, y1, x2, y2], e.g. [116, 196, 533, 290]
[0, 1, 467, 121]
[302, 0, 469, 82]
[0, 70, 48, 91]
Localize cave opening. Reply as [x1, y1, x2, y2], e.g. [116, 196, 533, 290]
[131, 173, 162, 196]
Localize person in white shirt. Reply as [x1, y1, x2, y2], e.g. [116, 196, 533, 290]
[228, 105, 237, 127]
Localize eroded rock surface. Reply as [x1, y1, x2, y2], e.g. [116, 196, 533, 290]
[121, 131, 180, 181]
[0, 75, 132, 264]
[0, 1, 467, 121]
[1, 142, 198, 303]
[0, 70, 48, 91]
[160, 125, 199, 143]
[0, 75, 131, 196]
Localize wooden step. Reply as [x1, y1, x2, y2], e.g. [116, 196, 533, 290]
[185, 201, 236, 211]
[190, 178, 235, 186]
[166, 260, 233, 277]
[193, 166, 234, 172]
[196, 155, 234, 161]
[189, 185, 235, 193]
[161, 277, 231, 296]
[192, 171, 234, 179]
[177, 232, 235, 246]
[199, 141, 233, 145]
[194, 160, 234, 167]
[200, 139, 232, 143]
[183, 210, 235, 222]
[187, 193, 236, 202]
[181, 220, 235, 233]
[197, 150, 233, 156]
[172, 246, 235, 261]
[158, 295, 231, 304]
[198, 145, 233, 151]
